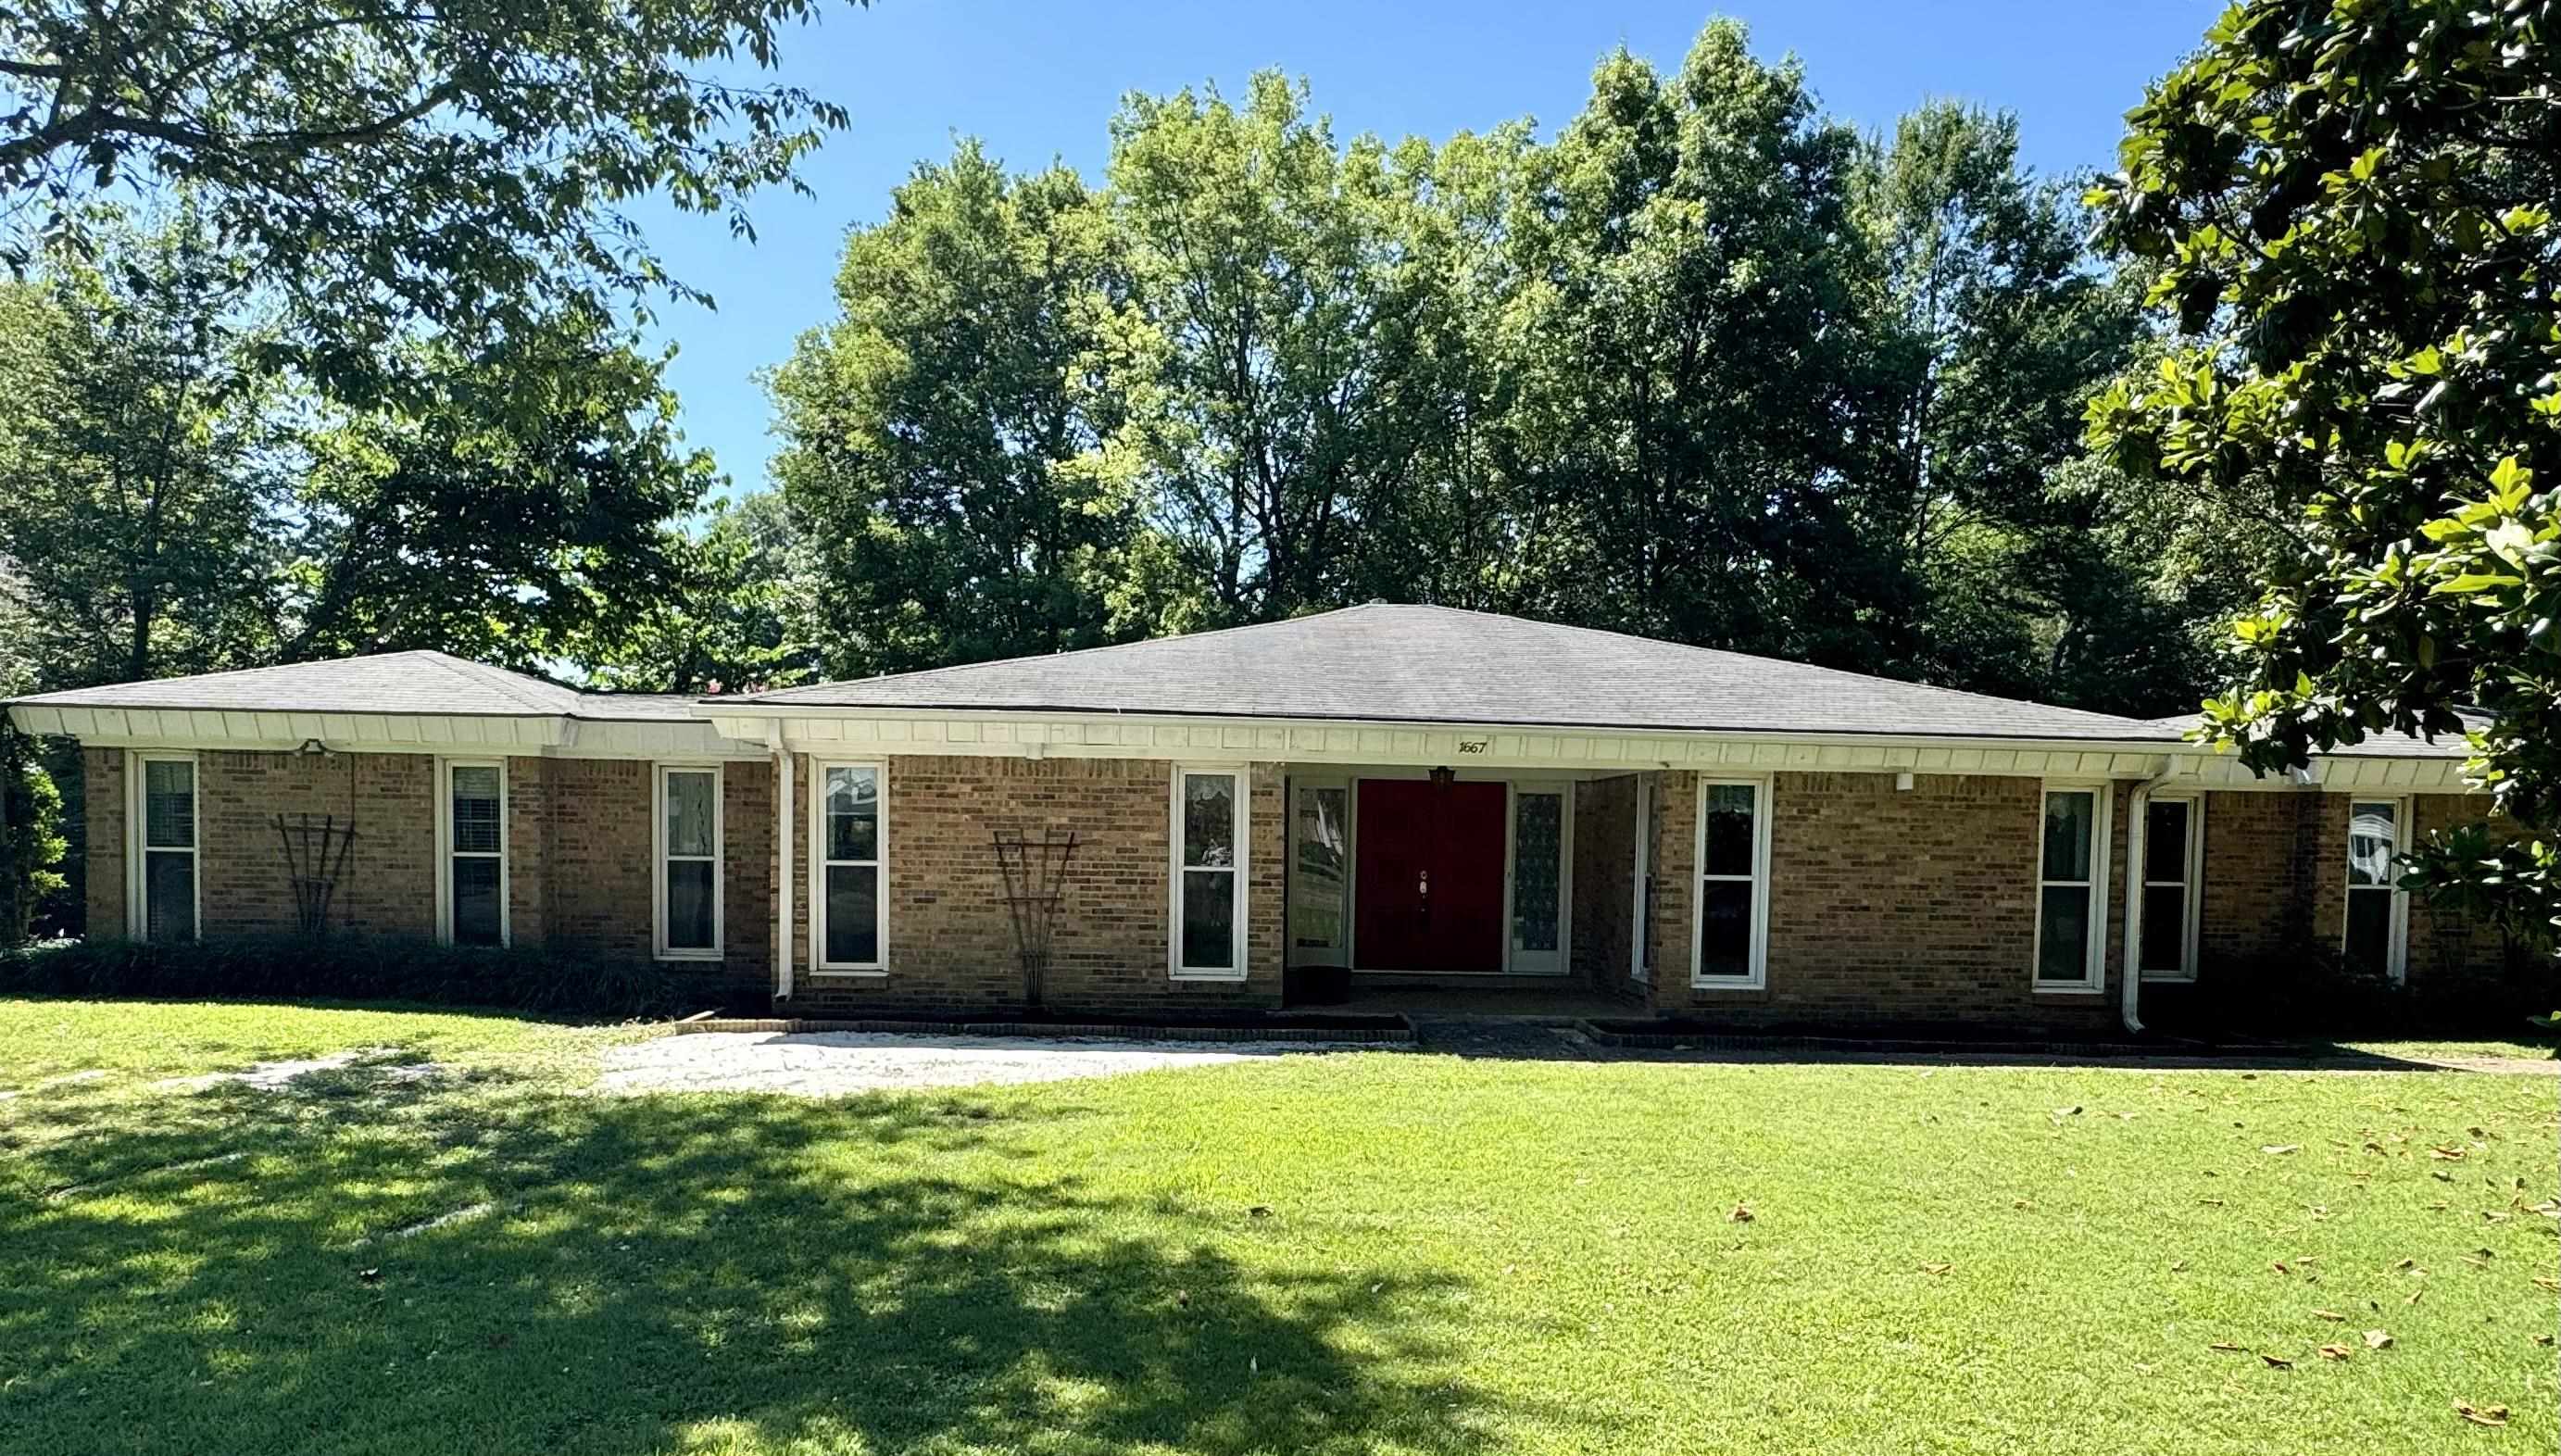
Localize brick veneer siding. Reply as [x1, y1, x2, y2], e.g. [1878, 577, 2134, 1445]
[506, 758, 774, 984]
[779, 755, 1287, 1017]
[82, 748, 126, 936]
[1570, 774, 1639, 996]
[1642, 771, 2130, 1028]
[80, 749, 772, 984]
[2196, 791, 2315, 966]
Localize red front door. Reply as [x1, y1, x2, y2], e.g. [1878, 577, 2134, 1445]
[1353, 778, 1508, 972]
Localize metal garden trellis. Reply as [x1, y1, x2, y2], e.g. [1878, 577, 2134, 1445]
[272, 812, 358, 934]
[991, 830, 1079, 1011]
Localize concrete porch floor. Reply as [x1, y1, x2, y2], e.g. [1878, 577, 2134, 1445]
[1321, 982, 1633, 1023]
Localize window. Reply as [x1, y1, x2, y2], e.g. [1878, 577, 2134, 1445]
[656, 765, 723, 960]
[1508, 784, 1567, 973]
[439, 760, 508, 948]
[1172, 766, 1248, 978]
[1690, 779, 1770, 989]
[2035, 786, 2109, 991]
[1289, 780, 1348, 966]
[132, 754, 198, 943]
[2343, 798, 2408, 980]
[813, 762, 885, 971]
[2137, 796, 2203, 981]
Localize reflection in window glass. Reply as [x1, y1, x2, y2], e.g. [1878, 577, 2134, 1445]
[2036, 789, 2098, 985]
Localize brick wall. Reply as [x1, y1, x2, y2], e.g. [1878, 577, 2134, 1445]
[1645, 772, 2127, 1028]
[2197, 791, 2311, 965]
[82, 749, 125, 936]
[1570, 774, 1639, 996]
[781, 754, 1287, 1016]
[82, 749, 772, 986]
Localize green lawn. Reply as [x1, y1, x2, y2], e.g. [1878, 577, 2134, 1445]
[1, 999, 2553, 1455]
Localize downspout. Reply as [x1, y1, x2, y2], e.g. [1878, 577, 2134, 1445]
[2118, 756, 2179, 1036]
[772, 725, 794, 1002]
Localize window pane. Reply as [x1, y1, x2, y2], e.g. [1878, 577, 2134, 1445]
[1292, 786, 1346, 950]
[2144, 800, 2190, 884]
[2042, 792, 2094, 882]
[1181, 868, 1236, 968]
[452, 856, 502, 946]
[1182, 774, 1236, 868]
[2348, 802, 2397, 887]
[1512, 792, 1563, 953]
[825, 767, 879, 862]
[1702, 784, 1756, 878]
[665, 771, 716, 859]
[825, 863, 880, 964]
[145, 850, 195, 942]
[2037, 884, 2091, 982]
[667, 860, 716, 950]
[2344, 890, 2392, 973]
[144, 760, 195, 848]
[451, 767, 503, 854]
[2140, 885, 2188, 973]
[1698, 879, 1753, 977]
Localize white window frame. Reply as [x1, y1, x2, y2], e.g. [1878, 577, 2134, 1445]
[1170, 763, 1250, 981]
[809, 759, 888, 975]
[1689, 775, 1773, 990]
[126, 749, 201, 943]
[434, 758, 511, 948]
[652, 763, 725, 961]
[2135, 792, 2205, 983]
[2342, 796, 2412, 983]
[2032, 782, 2112, 993]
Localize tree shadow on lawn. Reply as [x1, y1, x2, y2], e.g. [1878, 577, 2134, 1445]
[0, 1065, 1557, 1456]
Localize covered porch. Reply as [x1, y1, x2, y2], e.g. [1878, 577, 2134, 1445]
[1276, 764, 1659, 1007]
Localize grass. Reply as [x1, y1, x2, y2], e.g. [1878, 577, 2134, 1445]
[1, 998, 2553, 1455]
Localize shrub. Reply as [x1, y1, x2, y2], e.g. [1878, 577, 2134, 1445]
[2182, 938, 2558, 1042]
[0, 935, 735, 1019]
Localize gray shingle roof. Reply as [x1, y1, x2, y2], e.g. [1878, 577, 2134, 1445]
[739, 604, 2188, 743]
[7, 651, 708, 724]
[2148, 712, 2477, 759]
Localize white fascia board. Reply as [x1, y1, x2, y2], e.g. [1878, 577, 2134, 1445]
[707, 704, 2202, 777]
[6, 704, 764, 760]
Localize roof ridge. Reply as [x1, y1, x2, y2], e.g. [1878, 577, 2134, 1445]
[409, 652, 581, 714]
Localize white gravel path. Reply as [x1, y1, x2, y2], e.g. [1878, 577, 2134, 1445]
[596, 1030, 1352, 1096]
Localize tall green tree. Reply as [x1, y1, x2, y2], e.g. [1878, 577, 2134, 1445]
[282, 310, 718, 671]
[0, 207, 287, 688]
[570, 491, 816, 693]
[2090, 0, 2561, 946]
[771, 143, 1128, 677]
[1096, 74, 1450, 626]
[2, 0, 852, 403]
[1493, 25, 1883, 663]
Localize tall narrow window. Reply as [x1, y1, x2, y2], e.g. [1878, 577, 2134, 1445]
[1692, 780, 1768, 988]
[816, 764, 884, 970]
[1173, 768, 1246, 978]
[1509, 785, 1565, 973]
[1632, 775, 1658, 983]
[2138, 797, 2201, 980]
[658, 766, 722, 959]
[1289, 781, 1348, 965]
[136, 756, 197, 943]
[2036, 787, 2105, 990]
[2344, 799, 2406, 979]
[445, 762, 506, 947]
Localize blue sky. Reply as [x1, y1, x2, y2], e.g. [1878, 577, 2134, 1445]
[626, 1, 2222, 498]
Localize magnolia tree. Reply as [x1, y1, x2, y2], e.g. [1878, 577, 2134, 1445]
[2088, 0, 2561, 952]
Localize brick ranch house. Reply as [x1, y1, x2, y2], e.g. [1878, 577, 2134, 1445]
[3, 605, 2502, 1030]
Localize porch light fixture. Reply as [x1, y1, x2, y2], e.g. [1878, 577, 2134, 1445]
[1428, 765, 1456, 790]
[296, 737, 333, 758]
